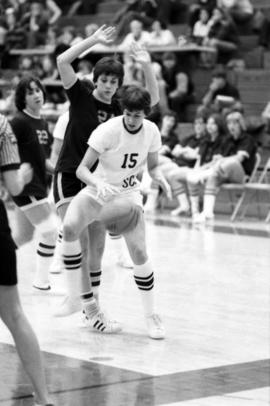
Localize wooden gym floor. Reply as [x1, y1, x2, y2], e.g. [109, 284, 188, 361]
[0, 210, 269, 405]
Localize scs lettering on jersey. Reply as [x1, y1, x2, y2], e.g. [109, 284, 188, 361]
[121, 153, 139, 188]
[122, 174, 136, 188]
[37, 130, 49, 145]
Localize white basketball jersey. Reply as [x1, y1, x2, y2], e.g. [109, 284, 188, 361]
[88, 115, 161, 191]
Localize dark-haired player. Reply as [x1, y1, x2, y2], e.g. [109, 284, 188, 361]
[10, 75, 57, 291]
[53, 25, 160, 324]
[0, 112, 54, 406]
[61, 85, 171, 338]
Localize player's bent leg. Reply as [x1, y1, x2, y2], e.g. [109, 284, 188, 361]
[0, 285, 52, 405]
[123, 215, 165, 339]
[22, 202, 58, 291]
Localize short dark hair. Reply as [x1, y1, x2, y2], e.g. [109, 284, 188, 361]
[93, 56, 124, 87]
[15, 75, 46, 111]
[119, 85, 151, 115]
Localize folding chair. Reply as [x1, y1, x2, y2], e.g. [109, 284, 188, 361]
[240, 157, 270, 222]
[220, 152, 261, 221]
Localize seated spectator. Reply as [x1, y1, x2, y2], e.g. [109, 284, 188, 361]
[159, 51, 195, 121]
[0, 7, 26, 49]
[202, 6, 239, 65]
[188, 0, 217, 28]
[197, 111, 257, 222]
[114, 0, 158, 39]
[167, 112, 208, 215]
[123, 52, 145, 86]
[118, 19, 151, 51]
[143, 110, 180, 212]
[192, 7, 211, 44]
[186, 112, 229, 220]
[200, 66, 242, 116]
[217, 0, 254, 24]
[20, 0, 49, 48]
[147, 19, 177, 47]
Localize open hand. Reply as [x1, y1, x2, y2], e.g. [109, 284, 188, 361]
[129, 42, 151, 66]
[93, 25, 116, 45]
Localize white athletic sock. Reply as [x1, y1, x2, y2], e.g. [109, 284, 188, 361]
[203, 194, 216, 217]
[176, 193, 190, 211]
[133, 260, 155, 317]
[62, 239, 82, 298]
[190, 195, 200, 215]
[34, 237, 55, 287]
[89, 269, 102, 300]
[144, 189, 159, 211]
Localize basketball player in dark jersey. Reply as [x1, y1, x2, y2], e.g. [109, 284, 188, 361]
[53, 25, 159, 331]
[0, 113, 54, 406]
[10, 76, 57, 291]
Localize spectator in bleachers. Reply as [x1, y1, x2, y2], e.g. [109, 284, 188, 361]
[202, 6, 239, 65]
[159, 51, 195, 122]
[9, 0, 61, 25]
[20, 0, 50, 48]
[147, 19, 177, 47]
[186, 112, 229, 221]
[200, 65, 242, 116]
[143, 109, 180, 212]
[114, 0, 158, 39]
[166, 112, 208, 216]
[196, 111, 257, 222]
[188, 0, 217, 29]
[0, 7, 26, 49]
[118, 19, 151, 51]
[192, 7, 211, 44]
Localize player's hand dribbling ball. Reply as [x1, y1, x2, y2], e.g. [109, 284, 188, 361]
[99, 200, 141, 234]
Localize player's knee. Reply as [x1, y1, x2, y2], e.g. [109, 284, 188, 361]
[62, 222, 79, 242]
[130, 245, 147, 264]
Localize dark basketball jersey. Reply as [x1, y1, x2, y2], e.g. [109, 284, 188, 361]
[55, 79, 121, 174]
[10, 111, 52, 197]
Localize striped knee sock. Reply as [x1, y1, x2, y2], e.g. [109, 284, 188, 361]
[134, 260, 155, 317]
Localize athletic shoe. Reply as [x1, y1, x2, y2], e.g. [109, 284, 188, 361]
[82, 311, 122, 334]
[146, 314, 165, 339]
[54, 296, 81, 317]
[170, 206, 190, 217]
[32, 284, 51, 291]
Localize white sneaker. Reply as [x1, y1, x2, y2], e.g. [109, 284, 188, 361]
[146, 314, 165, 339]
[82, 311, 122, 334]
[32, 282, 51, 291]
[192, 212, 205, 223]
[170, 206, 190, 217]
[54, 296, 81, 317]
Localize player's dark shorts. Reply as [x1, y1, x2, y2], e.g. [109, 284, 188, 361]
[12, 195, 48, 210]
[0, 200, 17, 286]
[53, 172, 85, 208]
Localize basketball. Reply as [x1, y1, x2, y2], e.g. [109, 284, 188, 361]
[99, 200, 141, 234]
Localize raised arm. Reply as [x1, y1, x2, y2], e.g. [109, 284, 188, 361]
[57, 25, 116, 89]
[130, 42, 159, 107]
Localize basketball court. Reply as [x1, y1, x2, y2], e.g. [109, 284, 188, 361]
[0, 211, 269, 405]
